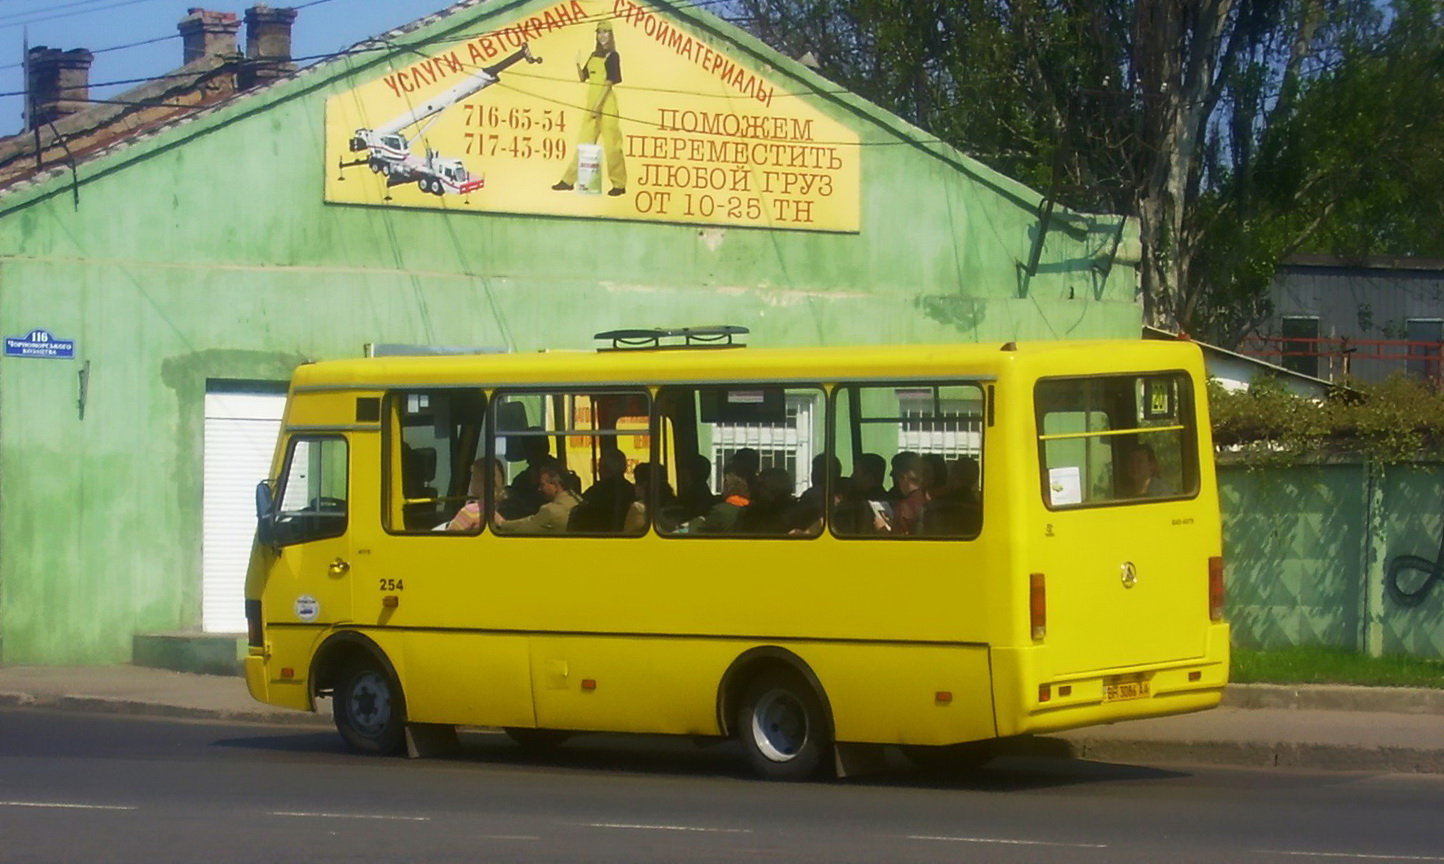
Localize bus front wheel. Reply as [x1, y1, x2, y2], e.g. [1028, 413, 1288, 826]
[737, 670, 830, 781]
[333, 659, 406, 755]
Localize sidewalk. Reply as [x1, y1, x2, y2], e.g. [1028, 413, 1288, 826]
[2, 665, 1442, 773]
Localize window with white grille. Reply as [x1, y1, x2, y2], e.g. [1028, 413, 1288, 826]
[896, 387, 983, 457]
[711, 392, 819, 497]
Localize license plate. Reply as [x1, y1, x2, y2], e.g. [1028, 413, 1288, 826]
[1104, 679, 1150, 702]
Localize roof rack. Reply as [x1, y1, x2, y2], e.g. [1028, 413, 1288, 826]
[594, 325, 749, 351]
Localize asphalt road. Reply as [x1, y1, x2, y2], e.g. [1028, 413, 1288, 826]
[3, 708, 1443, 864]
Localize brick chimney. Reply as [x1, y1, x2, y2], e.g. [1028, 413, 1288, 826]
[26, 47, 94, 130]
[239, 5, 298, 89]
[178, 8, 241, 65]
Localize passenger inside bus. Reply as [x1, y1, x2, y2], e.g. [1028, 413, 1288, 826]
[570, 448, 634, 532]
[888, 451, 921, 501]
[921, 454, 949, 502]
[852, 453, 889, 502]
[792, 453, 840, 534]
[499, 433, 552, 519]
[921, 456, 981, 536]
[493, 460, 581, 534]
[624, 461, 676, 534]
[890, 453, 927, 535]
[724, 447, 761, 497]
[833, 453, 890, 534]
[442, 457, 505, 533]
[735, 467, 797, 534]
[688, 471, 750, 533]
[675, 454, 719, 523]
[1123, 443, 1174, 498]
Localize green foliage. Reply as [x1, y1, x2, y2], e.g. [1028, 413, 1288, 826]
[726, 0, 1444, 342]
[1232, 646, 1444, 688]
[1210, 374, 1444, 463]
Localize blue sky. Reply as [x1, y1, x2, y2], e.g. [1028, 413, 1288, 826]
[0, 0, 458, 136]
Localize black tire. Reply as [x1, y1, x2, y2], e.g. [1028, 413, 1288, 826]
[736, 670, 831, 781]
[503, 727, 573, 751]
[333, 658, 406, 755]
[901, 740, 997, 774]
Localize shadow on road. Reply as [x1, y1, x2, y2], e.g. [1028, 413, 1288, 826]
[210, 724, 1189, 790]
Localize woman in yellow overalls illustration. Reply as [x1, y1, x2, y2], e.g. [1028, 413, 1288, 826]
[553, 19, 627, 196]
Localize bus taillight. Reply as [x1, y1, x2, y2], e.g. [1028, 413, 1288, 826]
[1029, 572, 1046, 640]
[1208, 557, 1225, 622]
[246, 599, 263, 648]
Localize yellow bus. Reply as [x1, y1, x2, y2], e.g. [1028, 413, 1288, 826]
[245, 330, 1228, 779]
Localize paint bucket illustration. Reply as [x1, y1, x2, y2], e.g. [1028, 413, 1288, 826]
[575, 144, 603, 195]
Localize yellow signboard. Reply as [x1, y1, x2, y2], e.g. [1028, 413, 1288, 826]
[324, 0, 861, 232]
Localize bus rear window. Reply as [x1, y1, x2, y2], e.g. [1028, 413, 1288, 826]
[1035, 373, 1197, 508]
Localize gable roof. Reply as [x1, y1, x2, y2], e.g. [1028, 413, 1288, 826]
[0, 0, 1105, 227]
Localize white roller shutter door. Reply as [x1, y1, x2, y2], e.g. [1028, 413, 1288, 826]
[203, 392, 285, 633]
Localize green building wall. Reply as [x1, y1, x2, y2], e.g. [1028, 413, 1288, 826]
[0, 0, 1141, 664]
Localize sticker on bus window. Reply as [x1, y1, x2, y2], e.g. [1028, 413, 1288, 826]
[728, 391, 765, 404]
[1144, 378, 1175, 420]
[1048, 466, 1083, 506]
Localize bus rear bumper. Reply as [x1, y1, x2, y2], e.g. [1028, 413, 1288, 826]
[993, 623, 1231, 737]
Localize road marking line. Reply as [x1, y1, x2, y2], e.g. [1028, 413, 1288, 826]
[0, 801, 137, 811]
[1257, 852, 1444, 862]
[909, 835, 1108, 849]
[583, 822, 753, 834]
[478, 835, 540, 841]
[270, 811, 430, 822]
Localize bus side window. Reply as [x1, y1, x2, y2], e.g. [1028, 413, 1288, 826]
[657, 384, 825, 537]
[831, 383, 985, 539]
[385, 390, 487, 533]
[273, 436, 348, 546]
[490, 390, 650, 536]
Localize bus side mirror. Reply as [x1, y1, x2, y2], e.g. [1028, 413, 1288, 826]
[255, 480, 277, 548]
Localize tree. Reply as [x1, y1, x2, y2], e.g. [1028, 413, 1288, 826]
[727, 0, 1444, 343]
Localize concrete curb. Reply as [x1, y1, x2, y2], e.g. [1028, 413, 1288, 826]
[0, 689, 329, 726]
[1224, 683, 1444, 715]
[1056, 737, 1444, 774]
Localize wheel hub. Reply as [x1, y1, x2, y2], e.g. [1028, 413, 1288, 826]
[751, 690, 808, 762]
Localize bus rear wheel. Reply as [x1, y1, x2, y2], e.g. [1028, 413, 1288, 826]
[737, 670, 830, 781]
[333, 659, 406, 755]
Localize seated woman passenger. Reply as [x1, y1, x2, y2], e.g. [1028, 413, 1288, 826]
[624, 462, 676, 534]
[444, 458, 505, 533]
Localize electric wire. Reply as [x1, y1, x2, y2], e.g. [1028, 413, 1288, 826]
[0, 0, 168, 30]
